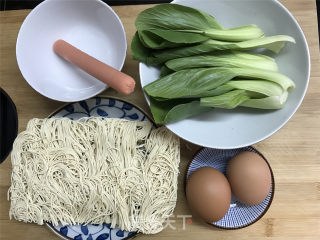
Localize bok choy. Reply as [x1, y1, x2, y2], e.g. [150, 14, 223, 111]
[165, 51, 278, 72]
[131, 3, 296, 124]
[144, 67, 295, 124]
[150, 98, 210, 124]
[144, 67, 295, 100]
[201, 80, 289, 109]
[136, 4, 264, 45]
[145, 36, 295, 65]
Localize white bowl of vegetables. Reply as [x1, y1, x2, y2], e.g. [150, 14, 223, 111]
[134, 0, 310, 148]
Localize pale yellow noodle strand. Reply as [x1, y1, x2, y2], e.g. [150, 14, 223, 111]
[8, 118, 179, 234]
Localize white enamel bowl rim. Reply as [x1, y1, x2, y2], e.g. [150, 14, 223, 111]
[139, 0, 310, 149]
[16, 0, 127, 102]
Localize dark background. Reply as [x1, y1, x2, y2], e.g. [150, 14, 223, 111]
[0, 0, 171, 10]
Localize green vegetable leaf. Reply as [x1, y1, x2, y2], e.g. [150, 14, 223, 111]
[135, 4, 263, 42]
[138, 29, 209, 49]
[144, 68, 237, 99]
[144, 67, 294, 100]
[131, 32, 152, 62]
[160, 65, 174, 77]
[165, 51, 278, 71]
[202, 84, 234, 96]
[201, 80, 289, 110]
[136, 4, 224, 31]
[148, 35, 295, 65]
[150, 97, 211, 124]
[138, 30, 183, 49]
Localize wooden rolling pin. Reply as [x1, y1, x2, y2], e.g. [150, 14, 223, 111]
[53, 39, 135, 95]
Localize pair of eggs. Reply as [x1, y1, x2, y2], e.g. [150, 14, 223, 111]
[186, 151, 272, 223]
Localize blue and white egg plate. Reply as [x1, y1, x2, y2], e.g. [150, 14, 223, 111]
[186, 146, 275, 229]
[46, 96, 151, 240]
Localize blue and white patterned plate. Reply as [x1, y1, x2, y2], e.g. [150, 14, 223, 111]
[186, 146, 274, 229]
[46, 96, 152, 240]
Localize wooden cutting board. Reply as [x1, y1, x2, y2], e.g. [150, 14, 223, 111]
[0, 0, 319, 239]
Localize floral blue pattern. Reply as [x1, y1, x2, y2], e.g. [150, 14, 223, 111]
[46, 97, 148, 240]
[186, 146, 274, 229]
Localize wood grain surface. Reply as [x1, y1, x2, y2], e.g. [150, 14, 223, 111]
[1, 0, 319, 239]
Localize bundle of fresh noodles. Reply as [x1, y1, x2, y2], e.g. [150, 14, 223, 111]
[8, 118, 180, 234]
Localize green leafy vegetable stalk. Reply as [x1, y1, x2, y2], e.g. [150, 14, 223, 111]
[145, 36, 295, 65]
[165, 51, 278, 72]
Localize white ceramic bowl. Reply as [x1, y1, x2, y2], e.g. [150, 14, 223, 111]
[16, 0, 127, 102]
[140, 0, 310, 148]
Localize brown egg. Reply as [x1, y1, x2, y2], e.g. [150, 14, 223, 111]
[227, 151, 272, 206]
[186, 167, 231, 223]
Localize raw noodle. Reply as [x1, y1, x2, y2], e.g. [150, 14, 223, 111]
[8, 118, 180, 234]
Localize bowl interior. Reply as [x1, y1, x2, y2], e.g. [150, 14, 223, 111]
[139, 0, 310, 148]
[185, 146, 275, 229]
[16, 0, 127, 102]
